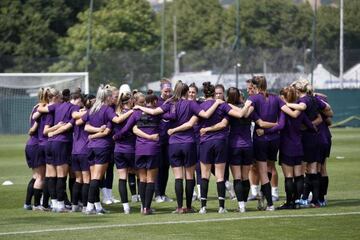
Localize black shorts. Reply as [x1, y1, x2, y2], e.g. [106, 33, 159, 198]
[279, 153, 302, 166]
[229, 147, 254, 166]
[253, 139, 279, 162]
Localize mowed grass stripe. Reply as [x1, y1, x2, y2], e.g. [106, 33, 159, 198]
[0, 211, 359, 236]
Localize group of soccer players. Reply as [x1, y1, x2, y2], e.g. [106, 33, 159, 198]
[24, 76, 333, 215]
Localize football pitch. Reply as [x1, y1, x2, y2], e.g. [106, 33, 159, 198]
[0, 128, 360, 240]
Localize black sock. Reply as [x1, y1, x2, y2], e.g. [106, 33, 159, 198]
[185, 179, 195, 209]
[285, 177, 294, 204]
[145, 182, 155, 209]
[88, 179, 100, 204]
[200, 178, 209, 208]
[118, 179, 128, 204]
[56, 177, 67, 202]
[310, 173, 320, 204]
[48, 177, 57, 200]
[242, 180, 250, 202]
[267, 172, 272, 182]
[25, 178, 36, 205]
[261, 182, 273, 206]
[175, 179, 183, 208]
[42, 177, 50, 208]
[82, 183, 90, 207]
[319, 176, 329, 202]
[128, 173, 137, 195]
[72, 182, 82, 205]
[217, 181, 226, 208]
[233, 179, 242, 202]
[94, 182, 100, 203]
[69, 177, 75, 202]
[33, 188, 42, 207]
[294, 175, 304, 200]
[139, 181, 146, 208]
[302, 174, 311, 200]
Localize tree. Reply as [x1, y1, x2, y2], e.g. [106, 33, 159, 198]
[50, 0, 159, 89]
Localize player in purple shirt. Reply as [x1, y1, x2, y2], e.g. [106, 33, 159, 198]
[100, 86, 120, 206]
[257, 86, 316, 210]
[314, 93, 333, 206]
[37, 89, 81, 212]
[112, 91, 137, 214]
[286, 80, 332, 207]
[154, 78, 173, 203]
[24, 88, 44, 210]
[115, 93, 163, 215]
[245, 76, 302, 211]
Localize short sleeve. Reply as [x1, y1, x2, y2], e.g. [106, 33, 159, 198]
[160, 102, 171, 113]
[277, 96, 285, 108]
[81, 112, 89, 123]
[106, 107, 117, 121]
[71, 105, 80, 114]
[221, 103, 232, 114]
[190, 101, 202, 115]
[249, 111, 259, 122]
[48, 104, 57, 113]
[45, 114, 54, 126]
[315, 96, 327, 110]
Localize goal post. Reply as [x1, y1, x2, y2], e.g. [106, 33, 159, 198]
[0, 72, 89, 134]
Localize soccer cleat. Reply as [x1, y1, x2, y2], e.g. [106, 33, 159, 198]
[84, 209, 97, 215]
[123, 208, 130, 214]
[236, 206, 246, 213]
[199, 207, 207, 214]
[142, 208, 154, 215]
[319, 200, 327, 207]
[265, 205, 275, 211]
[96, 208, 110, 215]
[23, 204, 32, 210]
[71, 205, 82, 212]
[218, 207, 228, 214]
[310, 202, 321, 208]
[276, 202, 293, 210]
[184, 208, 196, 214]
[56, 207, 70, 213]
[162, 195, 173, 202]
[247, 193, 258, 201]
[110, 197, 121, 204]
[102, 198, 113, 205]
[172, 207, 185, 214]
[299, 199, 310, 208]
[32, 205, 45, 211]
[192, 190, 198, 202]
[155, 195, 165, 203]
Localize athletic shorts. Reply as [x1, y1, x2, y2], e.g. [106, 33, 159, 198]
[114, 152, 135, 169]
[88, 147, 112, 166]
[199, 139, 227, 164]
[253, 139, 279, 162]
[228, 147, 254, 166]
[135, 155, 159, 169]
[302, 133, 319, 163]
[168, 143, 197, 168]
[51, 141, 71, 166]
[25, 145, 42, 168]
[45, 141, 53, 164]
[71, 154, 90, 172]
[279, 153, 302, 166]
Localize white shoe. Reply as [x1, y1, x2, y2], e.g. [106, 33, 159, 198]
[102, 198, 113, 205]
[225, 181, 236, 200]
[23, 204, 32, 210]
[265, 205, 275, 211]
[124, 208, 130, 214]
[32, 205, 45, 211]
[238, 206, 246, 213]
[308, 192, 313, 202]
[199, 206, 207, 214]
[162, 195, 173, 202]
[218, 207, 228, 214]
[123, 203, 130, 214]
[71, 205, 82, 212]
[155, 196, 165, 203]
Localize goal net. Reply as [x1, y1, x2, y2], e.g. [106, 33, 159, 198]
[0, 72, 89, 134]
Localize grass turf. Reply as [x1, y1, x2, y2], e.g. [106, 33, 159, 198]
[0, 128, 360, 239]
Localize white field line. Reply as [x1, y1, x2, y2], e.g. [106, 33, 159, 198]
[0, 211, 359, 237]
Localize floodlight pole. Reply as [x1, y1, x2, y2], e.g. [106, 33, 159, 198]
[311, 0, 317, 87]
[160, 0, 166, 78]
[340, 0, 344, 89]
[85, 0, 94, 73]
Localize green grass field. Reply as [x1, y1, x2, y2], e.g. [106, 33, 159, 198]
[1, 128, 360, 239]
